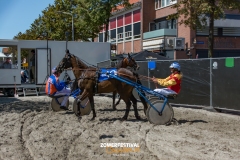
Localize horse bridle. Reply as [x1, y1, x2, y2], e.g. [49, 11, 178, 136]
[126, 56, 138, 71]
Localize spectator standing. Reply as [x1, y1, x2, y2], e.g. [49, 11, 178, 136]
[1, 57, 12, 69]
[30, 50, 35, 83]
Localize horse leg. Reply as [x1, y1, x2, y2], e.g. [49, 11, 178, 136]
[112, 91, 117, 110]
[130, 94, 141, 120]
[88, 96, 96, 121]
[76, 89, 89, 118]
[139, 93, 148, 116]
[115, 97, 121, 106]
[76, 95, 82, 120]
[120, 97, 131, 121]
[135, 75, 148, 115]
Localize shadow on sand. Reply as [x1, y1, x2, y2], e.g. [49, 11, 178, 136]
[99, 117, 148, 122]
[0, 96, 49, 113]
[177, 119, 208, 125]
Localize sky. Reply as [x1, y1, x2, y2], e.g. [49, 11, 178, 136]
[0, 0, 55, 40]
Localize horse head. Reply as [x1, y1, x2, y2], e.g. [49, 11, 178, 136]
[124, 53, 140, 71]
[56, 51, 73, 73]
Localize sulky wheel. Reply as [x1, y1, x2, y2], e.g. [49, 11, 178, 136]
[144, 97, 160, 115]
[147, 97, 160, 108]
[50, 97, 69, 112]
[146, 100, 174, 125]
[73, 98, 92, 116]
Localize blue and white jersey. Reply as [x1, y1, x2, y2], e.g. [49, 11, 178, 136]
[98, 68, 117, 82]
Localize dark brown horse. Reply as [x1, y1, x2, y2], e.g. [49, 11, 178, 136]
[57, 52, 148, 121]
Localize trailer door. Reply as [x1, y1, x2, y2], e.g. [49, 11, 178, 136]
[36, 48, 51, 84]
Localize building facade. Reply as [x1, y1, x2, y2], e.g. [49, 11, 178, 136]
[96, 0, 240, 59]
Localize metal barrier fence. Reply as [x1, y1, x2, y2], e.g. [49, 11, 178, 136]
[98, 57, 240, 111]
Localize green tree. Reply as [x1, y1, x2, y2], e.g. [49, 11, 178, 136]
[76, 0, 105, 42]
[168, 0, 240, 57]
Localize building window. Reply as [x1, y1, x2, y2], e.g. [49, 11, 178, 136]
[110, 18, 116, 30]
[218, 28, 223, 36]
[172, 19, 176, 29]
[167, 20, 171, 29]
[133, 9, 141, 22]
[117, 27, 123, 42]
[134, 22, 141, 39]
[155, 0, 160, 9]
[125, 25, 132, 40]
[99, 33, 103, 42]
[149, 19, 176, 31]
[110, 29, 116, 42]
[155, 0, 176, 9]
[118, 33, 123, 42]
[125, 31, 132, 40]
[150, 23, 155, 31]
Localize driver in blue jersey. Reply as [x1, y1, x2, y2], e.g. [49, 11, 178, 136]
[45, 67, 71, 110]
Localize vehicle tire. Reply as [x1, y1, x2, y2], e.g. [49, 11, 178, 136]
[146, 100, 174, 125]
[144, 97, 160, 115]
[3, 88, 8, 96]
[73, 98, 91, 116]
[51, 97, 69, 112]
[7, 89, 15, 97]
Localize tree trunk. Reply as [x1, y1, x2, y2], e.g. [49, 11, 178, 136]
[208, 0, 215, 58]
[104, 18, 109, 42]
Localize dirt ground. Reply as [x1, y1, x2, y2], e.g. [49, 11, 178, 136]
[0, 96, 239, 160]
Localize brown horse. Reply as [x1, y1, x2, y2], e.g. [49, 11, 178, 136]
[111, 53, 140, 110]
[57, 52, 148, 121]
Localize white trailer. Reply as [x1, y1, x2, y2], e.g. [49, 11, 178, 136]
[0, 40, 111, 96]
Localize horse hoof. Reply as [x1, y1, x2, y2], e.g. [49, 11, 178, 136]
[77, 115, 82, 121]
[136, 116, 142, 120]
[120, 117, 127, 121]
[90, 117, 95, 121]
[113, 107, 117, 111]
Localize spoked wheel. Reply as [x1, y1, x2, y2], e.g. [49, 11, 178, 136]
[73, 98, 91, 116]
[50, 97, 69, 112]
[146, 100, 174, 125]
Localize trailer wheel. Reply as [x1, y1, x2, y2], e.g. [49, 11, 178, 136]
[50, 97, 69, 112]
[73, 98, 91, 116]
[3, 89, 8, 96]
[146, 100, 174, 125]
[7, 89, 15, 97]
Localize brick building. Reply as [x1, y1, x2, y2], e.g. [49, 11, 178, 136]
[96, 0, 240, 59]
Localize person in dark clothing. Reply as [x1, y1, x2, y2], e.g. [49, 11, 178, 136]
[1, 57, 12, 69]
[30, 49, 35, 83]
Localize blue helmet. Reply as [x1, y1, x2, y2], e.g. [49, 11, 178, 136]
[52, 67, 57, 74]
[169, 62, 180, 71]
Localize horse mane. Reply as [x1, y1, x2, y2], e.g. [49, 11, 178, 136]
[116, 59, 123, 69]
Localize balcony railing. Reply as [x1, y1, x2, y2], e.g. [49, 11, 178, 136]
[143, 29, 177, 40]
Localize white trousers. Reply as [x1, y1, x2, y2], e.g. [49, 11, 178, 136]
[54, 87, 71, 106]
[154, 88, 177, 96]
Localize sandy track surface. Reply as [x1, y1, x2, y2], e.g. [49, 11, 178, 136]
[0, 96, 239, 160]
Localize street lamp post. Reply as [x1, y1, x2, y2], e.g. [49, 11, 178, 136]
[42, 31, 49, 76]
[65, 31, 69, 50]
[56, 11, 74, 41]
